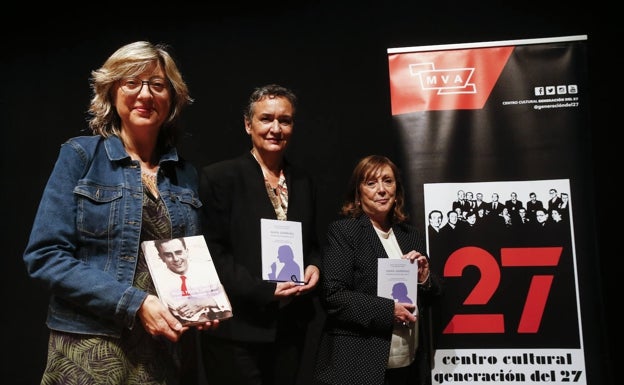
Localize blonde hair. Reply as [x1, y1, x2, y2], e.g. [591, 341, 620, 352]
[87, 41, 193, 146]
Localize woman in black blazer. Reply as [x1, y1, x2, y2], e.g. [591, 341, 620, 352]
[199, 84, 321, 385]
[314, 155, 442, 385]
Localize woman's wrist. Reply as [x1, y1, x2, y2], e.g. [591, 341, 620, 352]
[418, 270, 431, 287]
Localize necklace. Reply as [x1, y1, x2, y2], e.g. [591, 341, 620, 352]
[141, 168, 159, 198]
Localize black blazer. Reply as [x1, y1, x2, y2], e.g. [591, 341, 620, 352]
[314, 215, 442, 385]
[199, 152, 321, 342]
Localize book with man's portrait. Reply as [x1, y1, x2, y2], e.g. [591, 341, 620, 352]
[141, 235, 233, 325]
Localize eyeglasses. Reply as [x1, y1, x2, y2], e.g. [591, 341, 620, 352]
[120, 77, 169, 95]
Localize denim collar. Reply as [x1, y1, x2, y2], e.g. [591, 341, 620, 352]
[103, 135, 180, 165]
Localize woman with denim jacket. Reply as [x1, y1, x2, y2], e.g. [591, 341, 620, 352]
[23, 41, 217, 385]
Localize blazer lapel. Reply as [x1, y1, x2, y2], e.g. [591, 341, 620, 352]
[358, 215, 389, 260]
[393, 224, 410, 255]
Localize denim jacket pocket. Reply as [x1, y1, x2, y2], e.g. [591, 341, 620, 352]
[177, 189, 202, 209]
[74, 182, 123, 237]
[161, 186, 202, 236]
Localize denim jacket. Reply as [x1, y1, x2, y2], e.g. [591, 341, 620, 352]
[23, 135, 202, 337]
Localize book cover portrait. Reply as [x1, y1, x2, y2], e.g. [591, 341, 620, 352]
[142, 235, 233, 325]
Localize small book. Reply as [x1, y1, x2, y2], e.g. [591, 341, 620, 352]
[377, 258, 418, 309]
[260, 218, 306, 285]
[142, 235, 233, 325]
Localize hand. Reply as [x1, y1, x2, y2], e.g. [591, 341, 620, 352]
[394, 301, 417, 326]
[296, 264, 320, 294]
[274, 280, 299, 298]
[273, 265, 320, 298]
[403, 250, 430, 284]
[138, 294, 188, 342]
[195, 319, 220, 331]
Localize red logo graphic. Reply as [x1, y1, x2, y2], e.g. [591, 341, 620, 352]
[388, 46, 513, 114]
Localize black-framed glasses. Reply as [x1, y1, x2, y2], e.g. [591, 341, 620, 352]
[120, 77, 169, 95]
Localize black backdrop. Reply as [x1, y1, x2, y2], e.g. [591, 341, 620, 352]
[2, 3, 613, 385]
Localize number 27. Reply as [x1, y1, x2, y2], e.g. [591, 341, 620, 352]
[442, 246, 562, 334]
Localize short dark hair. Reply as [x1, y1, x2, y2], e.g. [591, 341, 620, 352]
[154, 237, 187, 253]
[243, 84, 297, 123]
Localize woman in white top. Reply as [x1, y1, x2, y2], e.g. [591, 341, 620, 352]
[314, 155, 442, 385]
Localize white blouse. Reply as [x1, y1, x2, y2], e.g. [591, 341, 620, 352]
[374, 227, 419, 369]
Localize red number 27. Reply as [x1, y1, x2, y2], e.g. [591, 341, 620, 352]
[442, 246, 562, 334]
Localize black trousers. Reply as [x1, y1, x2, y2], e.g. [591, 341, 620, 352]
[385, 359, 421, 385]
[200, 333, 303, 385]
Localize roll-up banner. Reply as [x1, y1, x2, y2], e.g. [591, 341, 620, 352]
[388, 35, 592, 384]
